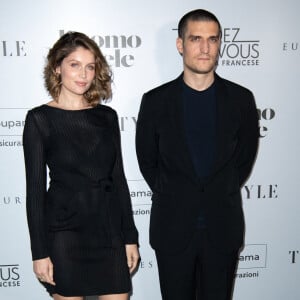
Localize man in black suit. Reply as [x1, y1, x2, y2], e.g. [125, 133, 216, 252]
[136, 9, 259, 300]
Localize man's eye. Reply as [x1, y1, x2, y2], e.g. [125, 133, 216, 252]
[209, 38, 218, 43]
[191, 36, 200, 42]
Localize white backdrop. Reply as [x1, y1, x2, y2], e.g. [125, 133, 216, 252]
[0, 0, 299, 299]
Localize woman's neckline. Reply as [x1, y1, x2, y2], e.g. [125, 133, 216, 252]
[42, 104, 99, 112]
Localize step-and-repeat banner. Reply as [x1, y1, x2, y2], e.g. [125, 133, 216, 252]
[0, 0, 299, 299]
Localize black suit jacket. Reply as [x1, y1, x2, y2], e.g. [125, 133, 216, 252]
[136, 73, 259, 254]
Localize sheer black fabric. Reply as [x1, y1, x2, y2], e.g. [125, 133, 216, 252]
[23, 104, 138, 296]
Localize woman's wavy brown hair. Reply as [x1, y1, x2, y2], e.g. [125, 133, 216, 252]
[44, 31, 112, 106]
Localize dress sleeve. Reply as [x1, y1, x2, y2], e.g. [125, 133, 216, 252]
[23, 110, 49, 260]
[111, 111, 138, 245]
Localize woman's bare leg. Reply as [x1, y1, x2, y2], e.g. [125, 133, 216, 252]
[53, 294, 83, 300]
[98, 293, 129, 300]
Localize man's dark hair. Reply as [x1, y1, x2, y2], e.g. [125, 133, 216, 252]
[178, 9, 222, 39]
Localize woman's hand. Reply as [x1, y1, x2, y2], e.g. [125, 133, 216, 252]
[33, 257, 56, 286]
[125, 244, 140, 274]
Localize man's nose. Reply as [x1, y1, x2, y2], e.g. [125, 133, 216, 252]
[200, 39, 209, 54]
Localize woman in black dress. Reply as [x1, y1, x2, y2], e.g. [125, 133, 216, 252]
[23, 32, 139, 300]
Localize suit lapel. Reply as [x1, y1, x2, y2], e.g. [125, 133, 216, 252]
[213, 75, 228, 173]
[212, 74, 238, 175]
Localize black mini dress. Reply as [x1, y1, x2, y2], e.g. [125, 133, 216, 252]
[23, 104, 138, 296]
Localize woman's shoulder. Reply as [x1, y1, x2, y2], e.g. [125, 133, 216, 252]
[96, 104, 119, 120]
[26, 104, 49, 119]
[96, 103, 116, 114]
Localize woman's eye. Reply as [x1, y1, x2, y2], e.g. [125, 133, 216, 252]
[87, 65, 95, 71]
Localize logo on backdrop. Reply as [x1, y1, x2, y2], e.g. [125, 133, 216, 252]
[0, 109, 27, 148]
[119, 116, 137, 132]
[257, 107, 275, 138]
[59, 30, 142, 68]
[242, 184, 278, 200]
[140, 259, 154, 270]
[0, 138, 22, 147]
[131, 188, 152, 217]
[0, 264, 21, 288]
[0, 196, 23, 206]
[219, 28, 260, 67]
[282, 42, 299, 52]
[138, 251, 155, 272]
[289, 250, 299, 264]
[128, 180, 152, 216]
[236, 244, 267, 279]
[0, 120, 25, 130]
[133, 207, 151, 216]
[0, 41, 27, 56]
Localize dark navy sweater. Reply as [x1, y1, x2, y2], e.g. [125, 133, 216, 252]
[182, 79, 217, 179]
[182, 79, 217, 229]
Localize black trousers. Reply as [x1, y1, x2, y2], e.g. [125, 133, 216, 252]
[155, 229, 238, 300]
